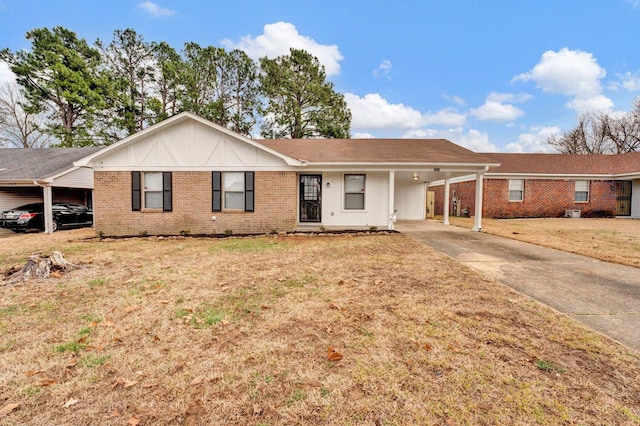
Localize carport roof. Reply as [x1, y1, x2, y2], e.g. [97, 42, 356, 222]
[0, 147, 101, 182]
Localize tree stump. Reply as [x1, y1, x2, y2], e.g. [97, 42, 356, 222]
[3, 251, 79, 285]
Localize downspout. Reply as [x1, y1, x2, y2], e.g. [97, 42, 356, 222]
[33, 180, 54, 234]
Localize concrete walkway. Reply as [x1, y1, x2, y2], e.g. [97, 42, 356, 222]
[395, 220, 640, 353]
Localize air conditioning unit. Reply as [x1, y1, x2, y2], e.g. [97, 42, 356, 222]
[564, 209, 581, 218]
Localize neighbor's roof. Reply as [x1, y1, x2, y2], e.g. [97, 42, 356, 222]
[259, 138, 499, 165]
[0, 147, 102, 182]
[483, 152, 640, 176]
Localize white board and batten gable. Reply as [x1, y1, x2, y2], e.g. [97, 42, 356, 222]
[75, 112, 301, 172]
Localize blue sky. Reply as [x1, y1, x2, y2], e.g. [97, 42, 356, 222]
[1, 0, 640, 152]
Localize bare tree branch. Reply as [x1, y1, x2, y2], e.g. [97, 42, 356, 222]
[0, 82, 51, 148]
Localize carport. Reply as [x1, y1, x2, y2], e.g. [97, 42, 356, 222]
[0, 147, 101, 233]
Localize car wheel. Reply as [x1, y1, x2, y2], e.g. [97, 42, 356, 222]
[52, 221, 59, 232]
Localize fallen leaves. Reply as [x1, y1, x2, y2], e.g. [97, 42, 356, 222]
[128, 415, 140, 425]
[112, 377, 138, 390]
[327, 347, 343, 361]
[0, 403, 19, 418]
[37, 378, 58, 387]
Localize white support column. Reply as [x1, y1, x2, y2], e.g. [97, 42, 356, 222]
[43, 185, 54, 234]
[443, 177, 450, 225]
[388, 170, 395, 230]
[472, 172, 484, 232]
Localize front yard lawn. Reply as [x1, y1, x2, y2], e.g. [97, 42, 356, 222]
[1, 229, 639, 425]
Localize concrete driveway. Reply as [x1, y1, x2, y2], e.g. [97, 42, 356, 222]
[396, 220, 640, 353]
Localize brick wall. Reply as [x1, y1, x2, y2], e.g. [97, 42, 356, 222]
[94, 171, 298, 236]
[432, 178, 616, 218]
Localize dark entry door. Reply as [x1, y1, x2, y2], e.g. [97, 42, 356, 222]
[300, 175, 322, 222]
[616, 181, 632, 216]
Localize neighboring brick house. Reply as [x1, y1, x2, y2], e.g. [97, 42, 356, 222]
[430, 152, 640, 219]
[75, 112, 498, 236]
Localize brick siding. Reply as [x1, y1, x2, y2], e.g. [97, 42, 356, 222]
[94, 171, 298, 236]
[433, 178, 617, 218]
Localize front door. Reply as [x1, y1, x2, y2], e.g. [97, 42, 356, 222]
[300, 175, 322, 222]
[616, 181, 632, 216]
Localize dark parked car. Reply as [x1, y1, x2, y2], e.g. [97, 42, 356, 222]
[0, 202, 93, 232]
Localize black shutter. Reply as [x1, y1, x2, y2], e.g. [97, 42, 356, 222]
[131, 171, 141, 211]
[163, 172, 172, 212]
[212, 171, 221, 212]
[245, 172, 254, 212]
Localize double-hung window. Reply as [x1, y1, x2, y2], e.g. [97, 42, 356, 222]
[508, 179, 524, 202]
[131, 171, 172, 211]
[212, 171, 254, 212]
[575, 180, 589, 202]
[344, 174, 366, 210]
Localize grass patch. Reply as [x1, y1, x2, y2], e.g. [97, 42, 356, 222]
[536, 360, 566, 373]
[54, 340, 87, 353]
[87, 277, 107, 289]
[80, 354, 111, 368]
[210, 238, 290, 253]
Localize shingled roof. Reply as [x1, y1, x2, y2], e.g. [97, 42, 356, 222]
[0, 147, 102, 182]
[259, 138, 498, 165]
[483, 152, 640, 176]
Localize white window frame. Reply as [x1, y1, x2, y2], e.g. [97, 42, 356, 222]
[143, 172, 164, 210]
[223, 172, 245, 210]
[222, 172, 245, 211]
[508, 179, 524, 202]
[344, 174, 366, 210]
[575, 180, 590, 202]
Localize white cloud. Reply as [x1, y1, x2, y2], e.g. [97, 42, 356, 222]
[609, 71, 640, 91]
[373, 59, 392, 78]
[443, 94, 466, 106]
[423, 108, 467, 126]
[345, 93, 424, 130]
[137, 1, 175, 17]
[486, 91, 532, 103]
[566, 94, 613, 111]
[222, 22, 343, 76]
[0, 62, 16, 85]
[514, 47, 612, 113]
[470, 101, 524, 122]
[345, 92, 468, 131]
[403, 127, 498, 152]
[353, 132, 374, 138]
[504, 126, 561, 153]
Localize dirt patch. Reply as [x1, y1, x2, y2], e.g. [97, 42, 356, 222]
[1, 229, 639, 424]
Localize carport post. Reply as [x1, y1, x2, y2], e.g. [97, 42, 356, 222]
[388, 170, 395, 230]
[43, 185, 54, 234]
[472, 172, 484, 232]
[443, 177, 450, 225]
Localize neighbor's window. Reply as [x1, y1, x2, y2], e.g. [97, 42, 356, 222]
[212, 171, 254, 212]
[344, 174, 365, 210]
[131, 171, 172, 212]
[575, 180, 589, 202]
[509, 179, 524, 202]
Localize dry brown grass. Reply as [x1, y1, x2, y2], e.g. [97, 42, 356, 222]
[444, 217, 640, 268]
[1, 229, 640, 425]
